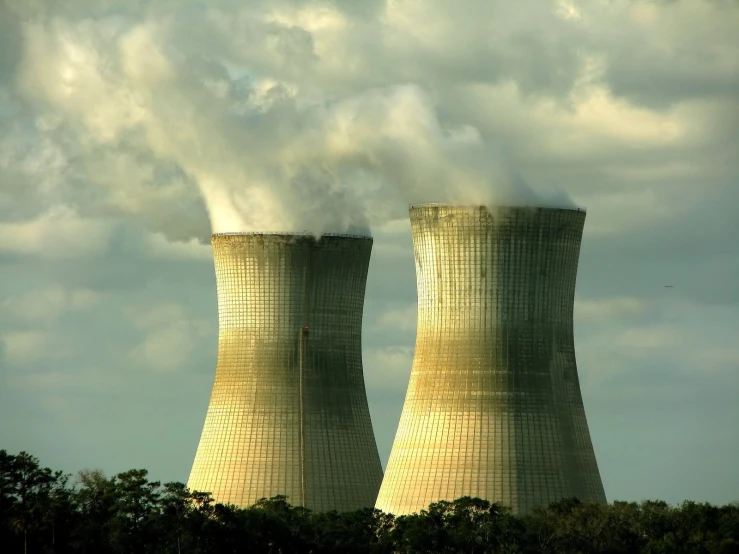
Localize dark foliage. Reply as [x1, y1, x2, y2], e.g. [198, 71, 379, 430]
[1, 450, 737, 554]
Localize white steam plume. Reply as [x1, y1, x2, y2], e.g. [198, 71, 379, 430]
[13, 8, 575, 238]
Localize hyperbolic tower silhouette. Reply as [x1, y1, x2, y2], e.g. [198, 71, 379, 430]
[375, 204, 606, 515]
[188, 233, 383, 512]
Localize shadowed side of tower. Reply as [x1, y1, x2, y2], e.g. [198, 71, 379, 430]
[375, 204, 606, 516]
[188, 233, 383, 512]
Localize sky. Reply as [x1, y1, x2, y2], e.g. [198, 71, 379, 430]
[0, 0, 738, 506]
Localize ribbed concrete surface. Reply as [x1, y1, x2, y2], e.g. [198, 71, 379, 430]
[188, 233, 383, 512]
[376, 205, 606, 515]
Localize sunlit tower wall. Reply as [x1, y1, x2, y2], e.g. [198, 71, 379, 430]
[188, 233, 383, 512]
[375, 204, 606, 515]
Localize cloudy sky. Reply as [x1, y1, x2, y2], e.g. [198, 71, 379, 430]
[1, 0, 738, 506]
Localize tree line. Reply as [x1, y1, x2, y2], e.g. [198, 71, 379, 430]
[1, 449, 738, 554]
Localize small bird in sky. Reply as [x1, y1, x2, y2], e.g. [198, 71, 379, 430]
[664, 285, 674, 288]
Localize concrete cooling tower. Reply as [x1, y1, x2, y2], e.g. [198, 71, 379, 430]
[375, 204, 606, 515]
[188, 233, 383, 512]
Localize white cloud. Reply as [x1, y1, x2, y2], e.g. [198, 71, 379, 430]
[455, 78, 692, 164]
[143, 233, 212, 261]
[1, 330, 50, 365]
[130, 303, 187, 329]
[614, 326, 679, 350]
[3, 285, 101, 322]
[575, 297, 649, 322]
[575, 346, 629, 390]
[374, 218, 412, 238]
[363, 346, 413, 392]
[627, 2, 659, 27]
[0, 207, 114, 259]
[129, 303, 213, 372]
[575, 323, 680, 387]
[131, 323, 197, 373]
[376, 304, 417, 332]
[556, 0, 584, 22]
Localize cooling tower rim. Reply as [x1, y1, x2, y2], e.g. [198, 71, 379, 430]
[409, 203, 586, 213]
[211, 231, 372, 240]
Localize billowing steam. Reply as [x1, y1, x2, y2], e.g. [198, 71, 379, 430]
[13, 7, 575, 237]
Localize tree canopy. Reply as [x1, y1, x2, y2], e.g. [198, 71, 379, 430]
[1, 449, 737, 553]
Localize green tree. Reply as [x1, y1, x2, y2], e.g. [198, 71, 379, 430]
[0, 450, 65, 554]
[312, 507, 395, 554]
[158, 482, 191, 554]
[73, 469, 118, 553]
[109, 469, 161, 553]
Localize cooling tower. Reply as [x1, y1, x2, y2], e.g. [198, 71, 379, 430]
[188, 233, 383, 512]
[375, 204, 606, 515]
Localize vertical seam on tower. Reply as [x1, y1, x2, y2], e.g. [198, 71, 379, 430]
[299, 241, 311, 508]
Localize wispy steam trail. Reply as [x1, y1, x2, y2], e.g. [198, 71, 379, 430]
[12, 4, 574, 237]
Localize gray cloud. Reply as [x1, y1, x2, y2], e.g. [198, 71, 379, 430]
[591, 0, 739, 108]
[0, 4, 22, 86]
